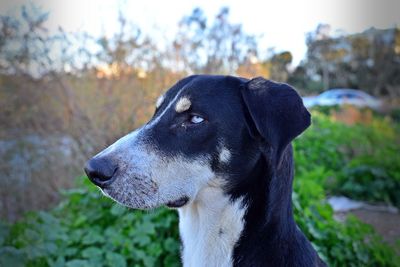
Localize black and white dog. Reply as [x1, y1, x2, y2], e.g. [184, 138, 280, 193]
[85, 75, 326, 266]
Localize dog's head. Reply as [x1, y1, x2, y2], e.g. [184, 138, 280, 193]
[84, 75, 310, 209]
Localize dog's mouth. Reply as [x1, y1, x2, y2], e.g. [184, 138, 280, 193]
[166, 196, 189, 208]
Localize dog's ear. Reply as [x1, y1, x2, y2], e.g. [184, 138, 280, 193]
[240, 77, 311, 167]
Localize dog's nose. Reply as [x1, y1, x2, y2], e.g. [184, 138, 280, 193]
[84, 157, 118, 188]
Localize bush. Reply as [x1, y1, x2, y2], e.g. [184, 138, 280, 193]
[1, 109, 399, 266]
[0, 179, 180, 267]
[293, 170, 399, 266]
[295, 110, 400, 207]
[2, 177, 399, 266]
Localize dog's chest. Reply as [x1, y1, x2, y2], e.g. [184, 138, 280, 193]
[178, 187, 246, 267]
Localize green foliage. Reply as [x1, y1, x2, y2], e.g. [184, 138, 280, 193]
[291, 109, 400, 265]
[1, 179, 180, 267]
[1, 110, 399, 266]
[390, 107, 400, 123]
[295, 110, 400, 207]
[293, 171, 399, 266]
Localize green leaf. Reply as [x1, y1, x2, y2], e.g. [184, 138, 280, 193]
[0, 247, 26, 267]
[65, 259, 92, 267]
[110, 204, 127, 216]
[82, 230, 105, 245]
[106, 251, 127, 267]
[81, 246, 103, 258]
[0, 221, 10, 246]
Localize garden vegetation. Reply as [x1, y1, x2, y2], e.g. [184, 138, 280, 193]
[1, 109, 399, 267]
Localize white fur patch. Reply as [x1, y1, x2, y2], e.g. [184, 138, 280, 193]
[219, 147, 231, 163]
[156, 94, 165, 108]
[94, 125, 215, 210]
[175, 97, 191, 113]
[94, 82, 245, 266]
[96, 125, 245, 266]
[178, 181, 246, 267]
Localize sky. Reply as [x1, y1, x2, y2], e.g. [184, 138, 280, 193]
[1, 0, 399, 66]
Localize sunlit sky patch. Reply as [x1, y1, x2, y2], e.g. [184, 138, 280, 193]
[1, 0, 399, 66]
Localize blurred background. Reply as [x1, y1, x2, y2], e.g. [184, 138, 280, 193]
[0, 0, 399, 266]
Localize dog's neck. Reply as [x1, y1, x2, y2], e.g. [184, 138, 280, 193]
[177, 146, 318, 267]
[178, 178, 246, 267]
[231, 145, 320, 265]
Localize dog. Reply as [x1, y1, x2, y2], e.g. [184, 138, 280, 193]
[85, 75, 326, 267]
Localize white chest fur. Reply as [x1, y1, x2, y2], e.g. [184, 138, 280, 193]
[178, 184, 246, 267]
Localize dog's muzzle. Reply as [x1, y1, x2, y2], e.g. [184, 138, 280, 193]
[84, 157, 118, 188]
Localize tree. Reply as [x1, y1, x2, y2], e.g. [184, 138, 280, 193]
[294, 24, 400, 97]
[268, 51, 292, 82]
[172, 7, 258, 74]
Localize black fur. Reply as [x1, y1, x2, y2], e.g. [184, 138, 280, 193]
[86, 75, 326, 266]
[230, 76, 324, 266]
[155, 75, 325, 266]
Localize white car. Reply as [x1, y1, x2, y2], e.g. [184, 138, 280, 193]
[303, 89, 382, 110]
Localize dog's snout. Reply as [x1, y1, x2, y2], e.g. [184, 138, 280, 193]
[84, 157, 118, 188]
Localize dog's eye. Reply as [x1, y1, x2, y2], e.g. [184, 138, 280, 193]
[189, 115, 204, 124]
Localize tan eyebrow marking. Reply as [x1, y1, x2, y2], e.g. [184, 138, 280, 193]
[156, 94, 165, 108]
[175, 97, 191, 113]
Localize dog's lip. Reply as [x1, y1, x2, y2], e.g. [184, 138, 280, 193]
[166, 196, 189, 208]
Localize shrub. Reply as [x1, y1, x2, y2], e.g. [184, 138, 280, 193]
[293, 169, 399, 266]
[0, 179, 180, 267]
[1, 109, 399, 266]
[2, 175, 399, 267]
[295, 110, 400, 207]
